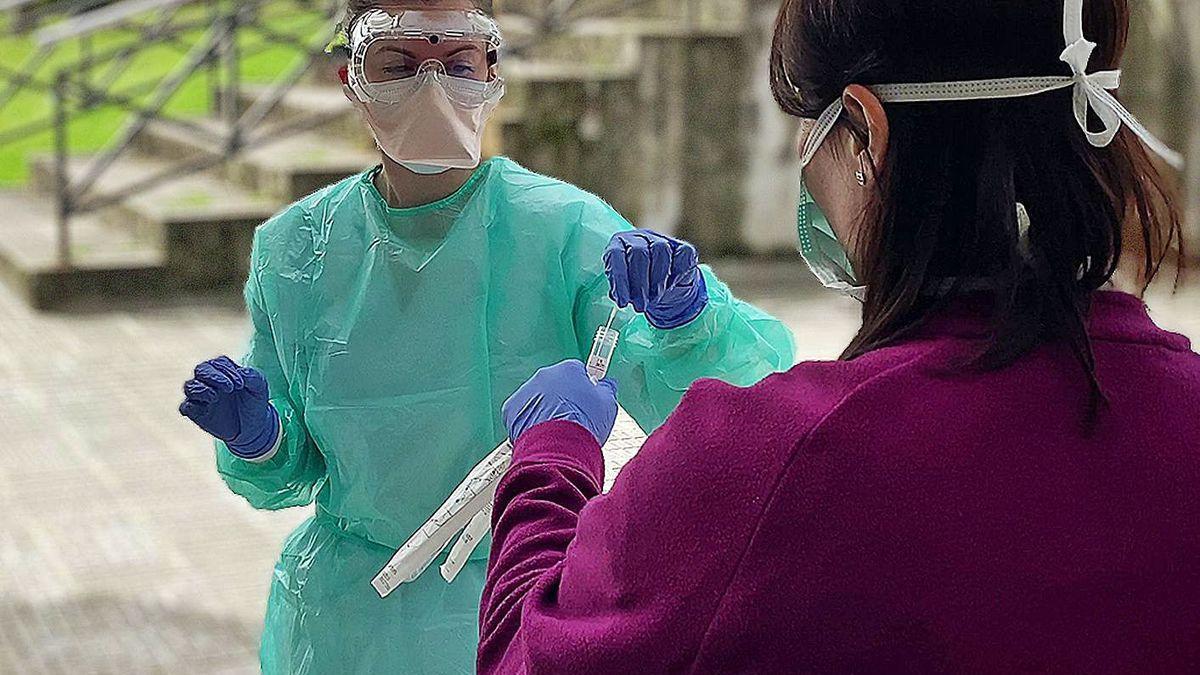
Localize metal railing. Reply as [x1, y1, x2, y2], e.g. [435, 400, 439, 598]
[0, 0, 343, 267]
[0, 0, 704, 268]
[1, 0, 119, 35]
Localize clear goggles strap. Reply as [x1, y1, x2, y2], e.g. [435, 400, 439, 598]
[350, 9, 503, 53]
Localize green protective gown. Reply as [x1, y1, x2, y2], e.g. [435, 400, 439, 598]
[216, 157, 795, 674]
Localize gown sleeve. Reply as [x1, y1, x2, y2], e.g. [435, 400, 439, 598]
[568, 201, 796, 432]
[216, 226, 328, 510]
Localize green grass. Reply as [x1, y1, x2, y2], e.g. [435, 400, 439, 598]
[0, 3, 333, 186]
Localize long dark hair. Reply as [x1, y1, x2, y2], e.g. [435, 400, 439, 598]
[770, 0, 1185, 424]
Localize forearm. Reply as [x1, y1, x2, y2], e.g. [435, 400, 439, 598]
[602, 267, 796, 430]
[647, 267, 794, 370]
[479, 421, 603, 674]
[478, 383, 770, 674]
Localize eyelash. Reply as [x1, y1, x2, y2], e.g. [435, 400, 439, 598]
[383, 62, 476, 76]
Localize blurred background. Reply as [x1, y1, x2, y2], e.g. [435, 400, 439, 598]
[0, 0, 1196, 672]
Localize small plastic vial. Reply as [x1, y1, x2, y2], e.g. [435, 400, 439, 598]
[586, 325, 620, 383]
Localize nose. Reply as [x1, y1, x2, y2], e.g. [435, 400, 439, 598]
[417, 59, 447, 76]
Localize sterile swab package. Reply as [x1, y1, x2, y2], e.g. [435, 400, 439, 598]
[373, 307, 645, 596]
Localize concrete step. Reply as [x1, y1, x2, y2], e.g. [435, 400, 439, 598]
[131, 117, 377, 202]
[27, 154, 278, 292]
[0, 191, 168, 310]
[235, 83, 369, 148]
[232, 133, 378, 202]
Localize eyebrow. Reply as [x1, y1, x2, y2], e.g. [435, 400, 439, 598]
[445, 45, 482, 57]
[374, 44, 483, 58]
[376, 45, 417, 58]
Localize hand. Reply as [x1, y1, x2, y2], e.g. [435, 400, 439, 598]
[180, 356, 280, 459]
[604, 230, 709, 329]
[503, 360, 618, 446]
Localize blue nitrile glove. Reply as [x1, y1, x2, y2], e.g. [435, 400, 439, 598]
[179, 356, 280, 460]
[604, 230, 709, 329]
[503, 360, 619, 446]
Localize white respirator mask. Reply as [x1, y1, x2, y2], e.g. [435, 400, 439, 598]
[791, 0, 1183, 301]
[344, 9, 506, 173]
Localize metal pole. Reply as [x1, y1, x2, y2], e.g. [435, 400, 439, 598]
[208, 0, 220, 114]
[73, 22, 223, 198]
[53, 72, 72, 270]
[224, 3, 241, 154]
[81, 34, 93, 99]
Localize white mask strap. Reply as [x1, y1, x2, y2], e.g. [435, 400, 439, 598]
[796, 0, 1183, 171]
[799, 98, 844, 169]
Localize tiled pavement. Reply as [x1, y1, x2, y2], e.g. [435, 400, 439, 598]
[0, 286, 306, 675]
[0, 262, 1195, 674]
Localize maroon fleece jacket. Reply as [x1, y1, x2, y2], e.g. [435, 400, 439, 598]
[480, 291, 1200, 674]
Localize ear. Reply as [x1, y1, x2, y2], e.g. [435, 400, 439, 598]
[338, 66, 358, 105]
[841, 84, 890, 171]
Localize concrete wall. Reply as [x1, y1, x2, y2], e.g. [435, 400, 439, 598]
[1123, 0, 1198, 259]
[500, 70, 645, 222]
[1162, 0, 1200, 255]
[492, 0, 800, 255]
[498, 24, 756, 254]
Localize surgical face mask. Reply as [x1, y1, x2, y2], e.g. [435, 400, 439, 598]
[403, 162, 456, 176]
[788, 0, 1183, 300]
[345, 9, 506, 171]
[797, 175, 865, 300]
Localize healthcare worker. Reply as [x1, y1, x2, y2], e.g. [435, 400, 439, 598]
[480, 0, 1200, 672]
[177, 0, 794, 673]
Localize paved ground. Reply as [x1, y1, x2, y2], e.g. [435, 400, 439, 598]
[0, 261, 1195, 674]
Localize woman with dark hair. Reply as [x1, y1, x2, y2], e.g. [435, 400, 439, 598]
[478, 0, 1200, 672]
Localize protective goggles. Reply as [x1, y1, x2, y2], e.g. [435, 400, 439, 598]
[343, 9, 504, 105]
[350, 57, 505, 106]
[331, 9, 502, 53]
[792, 0, 1183, 172]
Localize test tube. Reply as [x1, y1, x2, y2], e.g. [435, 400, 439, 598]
[586, 306, 620, 383]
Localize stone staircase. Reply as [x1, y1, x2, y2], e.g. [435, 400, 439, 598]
[0, 9, 755, 309]
[0, 79, 379, 308]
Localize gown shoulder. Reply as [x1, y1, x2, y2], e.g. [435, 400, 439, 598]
[486, 157, 627, 226]
[256, 170, 372, 240]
